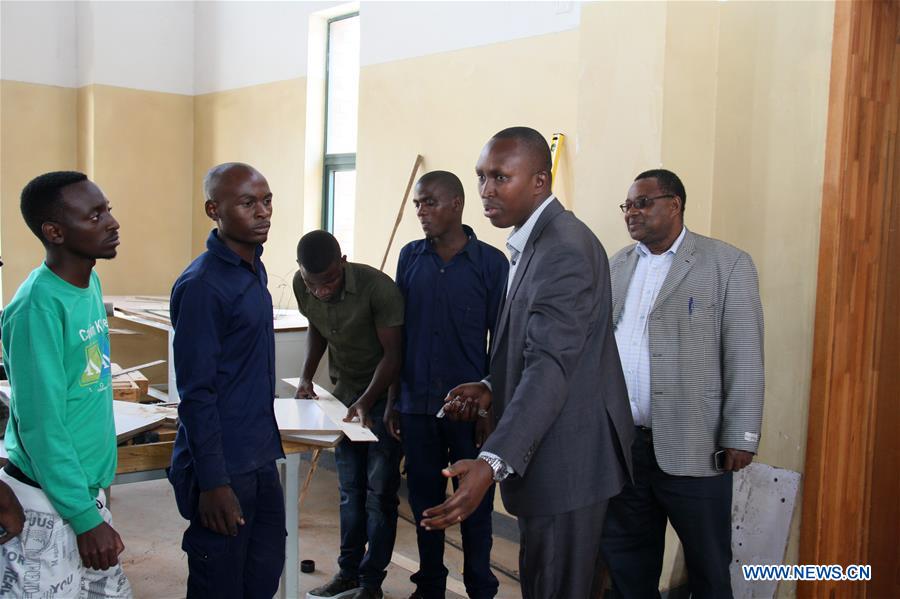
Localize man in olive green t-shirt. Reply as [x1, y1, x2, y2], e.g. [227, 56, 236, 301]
[0, 171, 131, 598]
[293, 230, 403, 599]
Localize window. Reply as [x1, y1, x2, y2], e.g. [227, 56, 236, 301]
[322, 12, 360, 258]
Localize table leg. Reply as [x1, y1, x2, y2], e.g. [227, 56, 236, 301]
[167, 329, 179, 402]
[299, 449, 321, 509]
[279, 453, 301, 599]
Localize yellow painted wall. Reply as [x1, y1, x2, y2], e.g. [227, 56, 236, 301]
[354, 30, 580, 275]
[712, 0, 832, 476]
[85, 85, 194, 296]
[193, 78, 307, 308]
[574, 3, 667, 250]
[710, 5, 834, 593]
[0, 81, 78, 304]
[0, 82, 193, 303]
[575, 2, 834, 594]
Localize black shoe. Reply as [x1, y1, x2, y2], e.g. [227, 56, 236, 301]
[348, 588, 383, 599]
[306, 574, 361, 598]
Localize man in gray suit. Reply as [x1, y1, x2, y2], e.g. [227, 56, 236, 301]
[421, 127, 634, 598]
[600, 169, 764, 598]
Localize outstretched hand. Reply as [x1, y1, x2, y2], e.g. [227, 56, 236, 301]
[420, 459, 494, 530]
[441, 382, 492, 422]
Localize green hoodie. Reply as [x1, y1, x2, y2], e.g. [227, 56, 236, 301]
[2, 263, 116, 534]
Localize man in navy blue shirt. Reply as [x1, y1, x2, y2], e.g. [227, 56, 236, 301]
[168, 162, 285, 599]
[387, 171, 508, 599]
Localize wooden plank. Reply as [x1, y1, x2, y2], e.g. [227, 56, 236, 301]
[117, 441, 172, 474]
[112, 378, 141, 402]
[274, 398, 342, 435]
[380, 155, 423, 272]
[116, 437, 332, 475]
[110, 295, 307, 332]
[281, 378, 378, 442]
[111, 363, 152, 401]
[129, 369, 149, 396]
[113, 400, 176, 442]
[112, 360, 166, 377]
[145, 387, 169, 402]
[155, 429, 177, 442]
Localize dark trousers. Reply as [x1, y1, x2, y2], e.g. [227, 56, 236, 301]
[600, 428, 734, 599]
[182, 462, 286, 599]
[401, 413, 499, 599]
[517, 498, 609, 599]
[334, 404, 402, 590]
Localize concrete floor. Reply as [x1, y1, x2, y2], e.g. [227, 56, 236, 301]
[111, 455, 523, 599]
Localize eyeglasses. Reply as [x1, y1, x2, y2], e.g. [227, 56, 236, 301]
[619, 194, 675, 213]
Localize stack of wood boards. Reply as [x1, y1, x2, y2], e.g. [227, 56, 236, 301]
[111, 364, 150, 402]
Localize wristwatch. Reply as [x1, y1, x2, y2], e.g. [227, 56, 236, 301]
[478, 454, 510, 482]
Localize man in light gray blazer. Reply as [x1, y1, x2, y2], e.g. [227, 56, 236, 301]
[600, 169, 764, 599]
[421, 127, 634, 599]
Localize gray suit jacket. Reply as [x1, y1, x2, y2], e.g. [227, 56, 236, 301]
[610, 228, 764, 476]
[483, 199, 634, 517]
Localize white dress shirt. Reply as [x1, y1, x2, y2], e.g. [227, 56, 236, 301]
[615, 227, 686, 427]
[505, 194, 556, 293]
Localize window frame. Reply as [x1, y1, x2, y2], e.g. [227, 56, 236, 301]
[322, 153, 356, 232]
[321, 11, 360, 231]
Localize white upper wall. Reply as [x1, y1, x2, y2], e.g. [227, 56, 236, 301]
[194, 1, 337, 95]
[360, 1, 582, 66]
[1, 0, 582, 93]
[1, 1, 78, 87]
[77, 1, 195, 95]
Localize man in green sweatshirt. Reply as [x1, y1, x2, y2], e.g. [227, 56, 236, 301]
[0, 171, 132, 597]
[0, 255, 26, 545]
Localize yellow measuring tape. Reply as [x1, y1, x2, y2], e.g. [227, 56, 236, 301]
[550, 132, 565, 191]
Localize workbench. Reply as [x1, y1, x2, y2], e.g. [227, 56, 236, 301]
[114, 430, 340, 599]
[107, 295, 311, 401]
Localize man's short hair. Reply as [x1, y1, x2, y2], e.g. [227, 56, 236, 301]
[635, 169, 687, 213]
[492, 126, 553, 179]
[418, 170, 465, 202]
[20, 171, 89, 242]
[203, 162, 256, 203]
[297, 230, 342, 274]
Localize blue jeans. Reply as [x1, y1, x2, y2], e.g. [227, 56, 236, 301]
[180, 462, 286, 599]
[334, 401, 402, 590]
[401, 413, 499, 599]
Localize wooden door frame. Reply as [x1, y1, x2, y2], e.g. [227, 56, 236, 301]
[799, 1, 900, 597]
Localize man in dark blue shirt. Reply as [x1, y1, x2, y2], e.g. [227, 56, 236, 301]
[168, 162, 285, 599]
[387, 171, 508, 599]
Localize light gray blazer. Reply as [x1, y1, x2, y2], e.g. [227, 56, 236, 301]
[610, 228, 765, 477]
[483, 199, 634, 517]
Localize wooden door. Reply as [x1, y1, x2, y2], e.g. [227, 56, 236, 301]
[799, 1, 900, 597]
